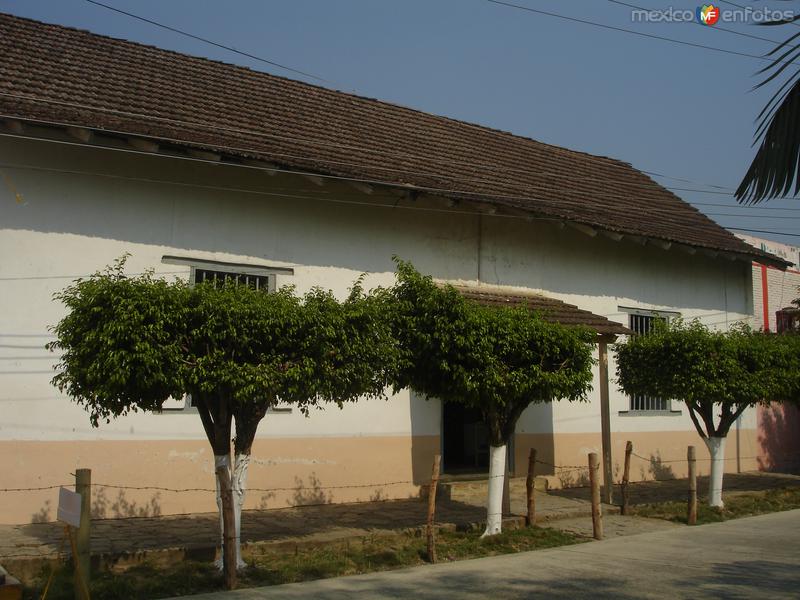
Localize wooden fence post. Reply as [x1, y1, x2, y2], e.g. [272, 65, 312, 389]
[588, 453, 603, 540]
[526, 448, 537, 526]
[216, 465, 237, 590]
[426, 454, 442, 563]
[687, 445, 697, 526]
[621, 441, 632, 516]
[74, 468, 91, 600]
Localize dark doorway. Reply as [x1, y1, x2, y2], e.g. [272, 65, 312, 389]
[442, 402, 489, 474]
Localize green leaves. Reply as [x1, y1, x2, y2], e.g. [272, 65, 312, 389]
[49, 259, 400, 427]
[390, 260, 595, 443]
[615, 319, 800, 436]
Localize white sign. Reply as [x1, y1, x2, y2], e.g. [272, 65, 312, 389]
[57, 487, 82, 528]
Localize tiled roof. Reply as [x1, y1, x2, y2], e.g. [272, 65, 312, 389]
[453, 285, 630, 336]
[0, 13, 785, 266]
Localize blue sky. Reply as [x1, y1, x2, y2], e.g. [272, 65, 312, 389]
[2, 0, 800, 245]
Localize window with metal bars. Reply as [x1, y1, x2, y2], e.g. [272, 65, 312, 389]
[194, 268, 271, 291]
[159, 263, 277, 412]
[628, 313, 669, 412]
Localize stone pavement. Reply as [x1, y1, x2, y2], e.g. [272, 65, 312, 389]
[540, 514, 680, 538]
[2, 471, 796, 583]
[0, 487, 597, 582]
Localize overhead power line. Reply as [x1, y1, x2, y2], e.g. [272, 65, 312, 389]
[724, 226, 800, 238]
[691, 201, 800, 211]
[607, 0, 785, 46]
[0, 89, 740, 199]
[484, 0, 800, 66]
[706, 212, 800, 220]
[83, 0, 332, 84]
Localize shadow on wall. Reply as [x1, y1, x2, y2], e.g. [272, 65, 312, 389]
[758, 403, 800, 474]
[91, 487, 162, 519]
[1, 137, 745, 313]
[28, 487, 163, 523]
[290, 473, 332, 507]
[642, 451, 676, 482]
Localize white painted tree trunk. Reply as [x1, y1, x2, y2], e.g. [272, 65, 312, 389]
[704, 436, 726, 508]
[213, 453, 250, 570]
[231, 453, 250, 569]
[213, 454, 230, 571]
[481, 444, 507, 537]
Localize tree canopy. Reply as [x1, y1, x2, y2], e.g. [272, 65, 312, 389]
[615, 320, 799, 438]
[49, 259, 399, 433]
[616, 319, 800, 506]
[49, 257, 400, 573]
[391, 260, 596, 444]
[390, 260, 596, 534]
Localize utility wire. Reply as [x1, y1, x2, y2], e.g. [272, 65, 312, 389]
[718, 0, 800, 29]
[0, 89, 741, 198]
[706, 212, 800, 220]
[83, 0, 333, 85]
[607, 0, 785, 46]
[77, 0, 790, 197]
[691, 201, 800, 211]
[5, 159, 797, 239]
[484, 0, 800, 66]
[0, 90, 723, 198]
[3, 137, 798, 243]
[725, 226, 800, 238]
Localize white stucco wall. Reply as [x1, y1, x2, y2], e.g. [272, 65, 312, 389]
[0, 135, 754, 445]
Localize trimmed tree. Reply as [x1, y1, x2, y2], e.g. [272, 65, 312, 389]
[50, 259, 398, 571]
[615, 320, 799, 507]
[390, 261, 595, 535]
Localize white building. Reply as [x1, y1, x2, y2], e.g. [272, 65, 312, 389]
[0, 13, 786, 524]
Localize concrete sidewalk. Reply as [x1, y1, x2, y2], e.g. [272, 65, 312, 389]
[174, 509, 800, 599]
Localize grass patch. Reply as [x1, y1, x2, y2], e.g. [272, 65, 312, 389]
[23, 526, 581, 599]
[632, 486, 800, 525]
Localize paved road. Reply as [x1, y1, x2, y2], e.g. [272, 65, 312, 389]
[177, 510, 800, 599]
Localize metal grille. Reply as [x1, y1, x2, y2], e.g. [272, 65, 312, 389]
[629, 313, 668, 412]
[194, 268, 270, 291]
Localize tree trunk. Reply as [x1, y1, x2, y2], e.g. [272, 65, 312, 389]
[232, 453, 250, 569]
[704, 436, 726, 508]
[214, 454, 231, 570]
[482, 444, 507, 537]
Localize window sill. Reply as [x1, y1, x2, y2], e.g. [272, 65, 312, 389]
[618, 410, 682, 417]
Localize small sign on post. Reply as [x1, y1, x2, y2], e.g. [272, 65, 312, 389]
[56, 486, 91, 600]
[57, 487, 82, 528]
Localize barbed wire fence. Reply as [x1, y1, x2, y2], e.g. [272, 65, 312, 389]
[2, 448, 799, 563]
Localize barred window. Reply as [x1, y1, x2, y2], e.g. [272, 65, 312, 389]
[194, 267, 271, 291]
[626, 311, 673, 413]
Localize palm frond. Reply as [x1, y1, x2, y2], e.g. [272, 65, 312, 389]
[737, 16, 800, 204]
[737, 81, 800, 203]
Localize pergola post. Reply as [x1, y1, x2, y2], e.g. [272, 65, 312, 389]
[598, 334, 616, 505]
